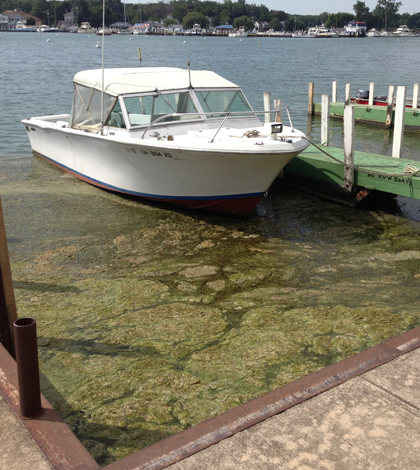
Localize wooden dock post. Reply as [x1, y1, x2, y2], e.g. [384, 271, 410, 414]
[392, 86, 407, 158]
[264, 92, 271, 123]
[343, 105, 355, 194]
[321, 94, 330, 146]
[308, 82, 314, 115]
[0, 196, 17, 358]
[345, 84, 351, 106]
[369, 82, 375, 106]
[273, 99, 282, 122]
[332, 81, 337, 103]
[413, 84, 419, 109]
[386, 85, 395, 128]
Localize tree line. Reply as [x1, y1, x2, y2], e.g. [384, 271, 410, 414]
[1, 0, 419, 31]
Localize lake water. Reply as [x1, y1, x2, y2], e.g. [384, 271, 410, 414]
[2, 33, 420, 465]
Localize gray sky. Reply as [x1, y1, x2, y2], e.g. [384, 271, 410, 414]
[273, 0, 419, 15]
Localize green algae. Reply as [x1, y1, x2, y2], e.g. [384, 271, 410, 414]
[5, 170, 420, 465]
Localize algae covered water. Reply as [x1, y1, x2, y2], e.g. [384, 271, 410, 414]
[2, 33, 420, 464]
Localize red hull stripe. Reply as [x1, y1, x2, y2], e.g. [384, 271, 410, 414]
[35, 152, 264, 215]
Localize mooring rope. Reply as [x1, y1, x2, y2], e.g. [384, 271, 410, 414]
[303, 137, 420, 178]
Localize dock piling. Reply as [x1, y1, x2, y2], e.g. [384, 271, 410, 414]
[369, 82, 375, 106]
[413, 84, 419, 109]
[345, 84, 351, 106]
[321, 94, 330, 146]
[263, 92, 271, 123]
[386, 85, 395, 128]
[273, 99, 282, 123]
[343, 105, 355, 194]
[308, 82, 314, 115]
[332, 81, 337, 103]
[392, 86, 407, 158]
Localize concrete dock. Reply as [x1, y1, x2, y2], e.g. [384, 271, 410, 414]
[1, 327, 420, 470]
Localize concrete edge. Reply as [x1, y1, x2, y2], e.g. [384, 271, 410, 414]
[103, 326, 420, 470]
[2, 327, 420, 470]
[0, 343, 99, 470]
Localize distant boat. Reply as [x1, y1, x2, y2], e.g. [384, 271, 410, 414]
[394, 25, 414, 37]
[367, 28, 381, 37]
[37, 25, 59, 33]
[351, 89, 420, 108]
[96, 29, 112, 36]
[78, 22, 96, 34]
[345, 21, 367, 37]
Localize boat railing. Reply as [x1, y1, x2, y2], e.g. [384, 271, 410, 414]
[140, 105, 294, 141]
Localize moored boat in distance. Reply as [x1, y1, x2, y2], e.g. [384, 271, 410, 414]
[22, 67, 309, 216]
[315, 25, 339, 38]
[345, 21, 367, 37]
[350, 89, 420, 108]
[367, 28, 381, 37]
[96, 28, 112, 36]
[394, 25, 414, 37]
[78, 22, 96, 34]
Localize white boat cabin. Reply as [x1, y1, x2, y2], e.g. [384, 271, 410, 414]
[70, 68, 260, 135]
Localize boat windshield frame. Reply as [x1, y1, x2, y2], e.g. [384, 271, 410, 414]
[107, 86, 256, 131]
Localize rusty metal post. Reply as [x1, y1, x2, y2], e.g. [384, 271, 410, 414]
[14, 318, 42, 418]
[0, 195, 18, 358]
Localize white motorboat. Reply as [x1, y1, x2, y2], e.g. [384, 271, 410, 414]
[22, 67, 309, 215]
[230, 27, 248, 37]
[37, 25, 59, 33]
[306, 28, 317, 38]
[394, 25, 414, 37]
[78, 22, 96, 34]
[345, 21, 367, 37]
[315, 25, 339, 38]
[367, 28, 381, 37]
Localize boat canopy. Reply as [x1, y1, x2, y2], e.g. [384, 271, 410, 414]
[73, 68, 240, 97]
[70, 67, 246, 131]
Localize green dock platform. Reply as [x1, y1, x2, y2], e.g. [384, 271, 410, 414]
[283, 144, 420, 204]
[314, 102, 420, 129]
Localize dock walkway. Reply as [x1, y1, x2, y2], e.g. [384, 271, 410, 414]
[284, 144, 420, 202]
[1, 327, 420, 470]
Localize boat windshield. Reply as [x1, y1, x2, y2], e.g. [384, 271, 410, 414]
[71, 84, 116, 130]
[195, 90, 253, 117]
[122, 91, 201, 127]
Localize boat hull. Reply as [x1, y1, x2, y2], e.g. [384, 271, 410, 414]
[23, 119, 307, 215]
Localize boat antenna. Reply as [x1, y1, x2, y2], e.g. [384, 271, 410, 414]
[187, 61, 192, 88]
[100, 0, 105, 132]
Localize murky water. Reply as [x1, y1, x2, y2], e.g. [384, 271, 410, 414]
[2, 33, 420, 464]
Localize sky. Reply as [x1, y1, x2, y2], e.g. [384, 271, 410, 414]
[264, 0, 419, 15]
